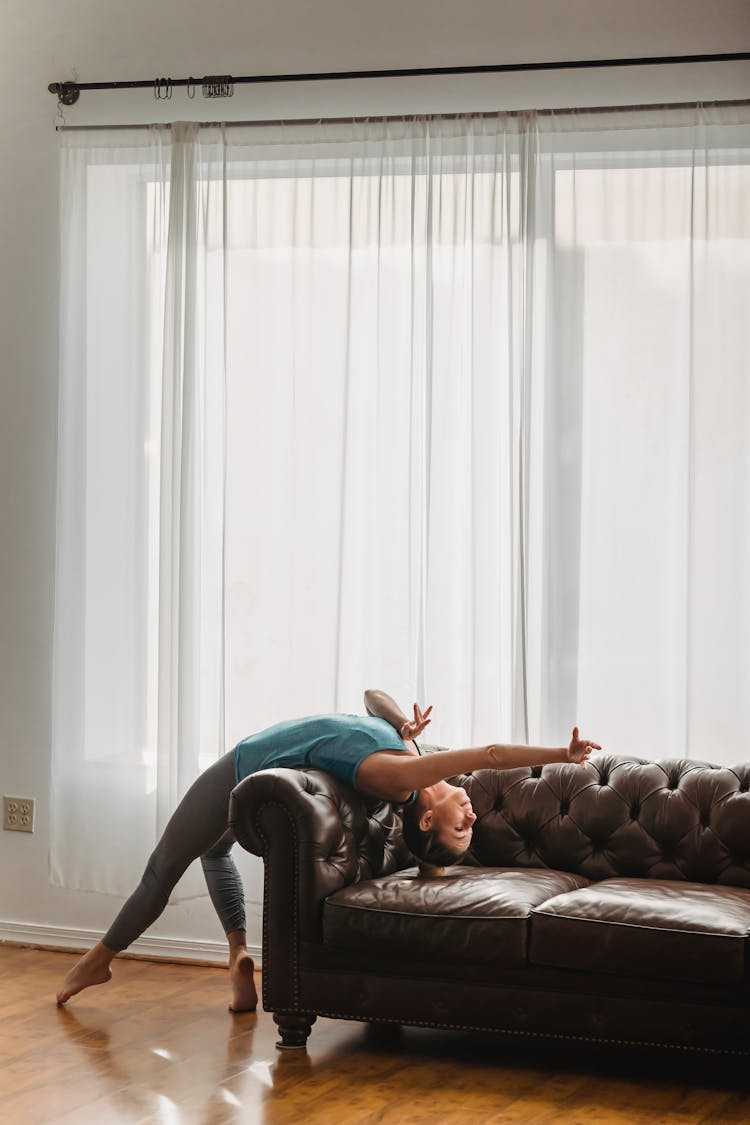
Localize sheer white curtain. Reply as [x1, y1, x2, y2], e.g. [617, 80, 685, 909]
[221, 117, 535, 751]
[52, 106, 750, 897]
[52, 125, 227, 896]
[220, 107, 750, 764]
[540, 106, 750, 761]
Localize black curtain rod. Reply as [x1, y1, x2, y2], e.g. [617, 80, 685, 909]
[48, 52, 750, 105]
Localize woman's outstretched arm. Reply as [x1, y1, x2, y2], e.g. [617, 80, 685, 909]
[384, 742, 562, 792]
[357, 728, 600, 802]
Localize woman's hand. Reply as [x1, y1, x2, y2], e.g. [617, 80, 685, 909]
[567, 726, 601, 767]
[399, 703, 432, 742]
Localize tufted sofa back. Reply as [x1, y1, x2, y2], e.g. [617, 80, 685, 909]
[458, 756, 750, 887]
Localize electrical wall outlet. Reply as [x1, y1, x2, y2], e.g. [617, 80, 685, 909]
[3, 796, 35, 832]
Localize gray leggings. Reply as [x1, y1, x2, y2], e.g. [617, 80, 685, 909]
[103, 750, 245, 952]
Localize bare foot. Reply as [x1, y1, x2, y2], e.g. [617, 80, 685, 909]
[56, 944, 114, 1005]
[229, 949, 257, 1013]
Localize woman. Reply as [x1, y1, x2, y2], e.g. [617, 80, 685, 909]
[56, 690, 600, 1010]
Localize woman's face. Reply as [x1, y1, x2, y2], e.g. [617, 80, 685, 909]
[429, 784, 476, 851]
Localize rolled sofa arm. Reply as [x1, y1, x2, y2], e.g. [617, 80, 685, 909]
[228, 767, 411, 1010]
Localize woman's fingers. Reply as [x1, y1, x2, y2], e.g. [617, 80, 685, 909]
[411, 703, 433, 731]
[401, 703, 433, 740]
[569, 726, 602, 754]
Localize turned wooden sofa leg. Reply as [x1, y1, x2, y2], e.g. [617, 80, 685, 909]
[273, 1011, 317, 1049]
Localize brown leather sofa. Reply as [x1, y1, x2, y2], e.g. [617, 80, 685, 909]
[229, 752, 750, 1055]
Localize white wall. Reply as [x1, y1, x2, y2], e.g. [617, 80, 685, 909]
[1, 0, 749, 961]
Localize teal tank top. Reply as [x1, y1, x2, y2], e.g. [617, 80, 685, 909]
[233, 713, 415, 796]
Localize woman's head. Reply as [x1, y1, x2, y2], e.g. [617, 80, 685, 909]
[401, 782, 476, 869]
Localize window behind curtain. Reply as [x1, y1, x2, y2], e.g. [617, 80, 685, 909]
[52, 110, 750, 899]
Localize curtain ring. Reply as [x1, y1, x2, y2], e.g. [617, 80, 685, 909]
[186, 77, 196, 99]
[166, 78, 173, 100]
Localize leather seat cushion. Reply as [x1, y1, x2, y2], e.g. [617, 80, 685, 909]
[323, 866, 590, 966]
[530, 877, 750, 984]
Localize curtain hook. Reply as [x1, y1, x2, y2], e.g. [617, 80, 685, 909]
[154, 78, 172, 100]
[187, 77, 196, 99]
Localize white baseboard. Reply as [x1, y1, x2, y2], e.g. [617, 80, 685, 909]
[0, 920, 262, 966]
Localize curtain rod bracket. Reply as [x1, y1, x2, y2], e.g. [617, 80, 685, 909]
[49, 82, 80, 107]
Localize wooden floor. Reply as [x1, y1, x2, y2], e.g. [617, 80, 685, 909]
[2, 946, 749, 1125]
